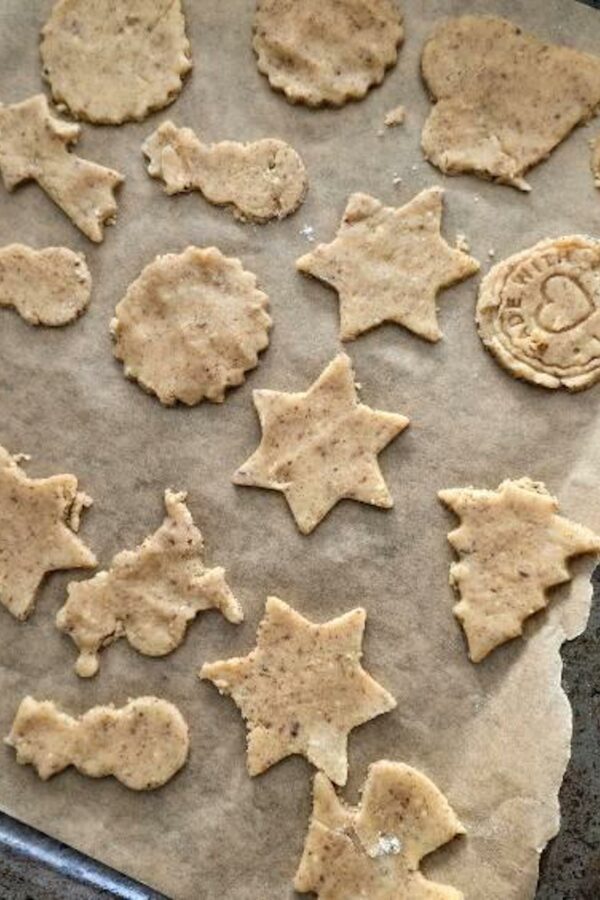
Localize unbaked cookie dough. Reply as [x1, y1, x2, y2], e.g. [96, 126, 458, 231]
[40, 0, 192, 124]
[111, 246, 271, 406]
[253, 0, 403, 107]
[0, 244, 91, 326]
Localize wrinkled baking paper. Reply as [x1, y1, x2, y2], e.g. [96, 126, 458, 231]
[0, 1, 598, 898]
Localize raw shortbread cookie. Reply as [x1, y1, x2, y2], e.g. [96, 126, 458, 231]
[142, 121, 308, 223]
[6, 696, 188, 790]
[297, 189, 479, 342]
[421, 16, 600, 190]
[0, 445, 96, 621]
[40, 0, 192, 124]
[57, 489, 243, 678]
[295, 761, 465, 899]
[111, 246, 271, 406]
[592, 136, 600, 188]
[0, 95, 123, 242]
[0, 244, 90, 326]
[253, 0, 403, 107]
[201, 597, 395, 785]
[476, 236, 600, 391]
[233, 353, 409, 534]
[439, 478, 600, 662]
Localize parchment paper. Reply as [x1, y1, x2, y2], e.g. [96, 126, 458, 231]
[1, 1, 599, 897]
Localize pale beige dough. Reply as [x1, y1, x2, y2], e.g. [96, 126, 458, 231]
[0, 445, 96, 621]
[40, 0, 192, 124]
[253, 0, 403, 107]
[295, 761, 465, 899]
[111, 246, 271, 406]
[439, 478, 600, 663]
[476, 236, 600, 391]
[0, 244, 91, 326]
[201, 597, 395, 786]
[297, 189, 479, 343]
[142, 120, 308, 223]
[57, 489, 243, 678]
[233, 353, 409, 534]
[421, 16, 600, 190]
[592, 136, 600, 188]
[6, 696, 188, 790]
[384, 104, 405, 127]
[0, 95, 123, 242]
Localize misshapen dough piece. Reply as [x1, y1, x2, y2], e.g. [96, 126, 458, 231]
[57, 489, 243, 678]
[439, 478, 600, 662]
[233, 353, 409, 534]
[476, 236, 600, 391]
[384, 104, 405, 127]
[111, 246, 271, 406]
[253, 0, 403, 107]
[0, 445, 96, 621]
[201, 597, 396, 785]
[0, 244, 90, 326]
[142, 121, 308, 223]
[0, 95, 123, 242]
[297, 189, 479, 342]
[295, 761, 465, 899]
[40, 0, 192, 124]
[591, 136, 600, 188]
[421, 16, 600, 191]
[6, 696, 189, 790]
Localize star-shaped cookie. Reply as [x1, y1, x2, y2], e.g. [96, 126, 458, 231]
[233, 353, 409, 534]
[0, 445, 97, 620]
[200, 597, 396, 785]
[296, 188, 479, 342]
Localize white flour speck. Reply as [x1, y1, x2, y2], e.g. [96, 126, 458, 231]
[371, 833, 402, 858]
[300, 225, 315, 242]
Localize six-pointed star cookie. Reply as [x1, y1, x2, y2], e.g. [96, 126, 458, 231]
[297, 188, 479, 342]
[233, 353, 409, 534]
[200, 597, 396, 785]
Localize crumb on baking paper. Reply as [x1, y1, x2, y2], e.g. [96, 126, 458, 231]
[455, 233, 470, 253]
[300, 224, 315, 242]
[384, 105, 405, 127]
[392, 172, 403, 186]
[488, 248, 496, 258]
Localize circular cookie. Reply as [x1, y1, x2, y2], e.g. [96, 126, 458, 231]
[476, 236, 600, 391]
[111, 247, 271, 406]
[0, 244, 91, 326]
[40, 0, 192, 124]
[252, 0, 403, 107]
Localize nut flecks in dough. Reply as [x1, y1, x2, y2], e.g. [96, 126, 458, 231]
[0, 95, 123, 242]
[142, 120, 308, 223]
[233, 353, 409, 534]
[591, 136, 600, 188]
[253, 0, 403, 108]
[297, 189, 479, 343]
[439, 478, 600, 663]
[295, 761, 465, 899]
[111, 246, 271, 406]
[200, 597, 396, 785]
[57, 489, 243, 678]
[0, 445, 96, 621]
[421, 16, 600, 191]
[0, 244, 91, 326]
[476, 236, 600, 391]
[40, 0, 192, 125]
[6, 696, 189, 790]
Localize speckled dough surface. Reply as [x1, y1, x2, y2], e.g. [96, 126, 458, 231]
[0, 244, 91, 326]
[421, 16, 600, 190]
[40, 0, 192, 124]
[297, 188, 479, 342]
[252, 0, 403, 107]
[295, 761, 465, 899]
[476, 236, 600, 391]
[6, 697, 189, 790]
[439, 478, 600, 662]
[201, 597, 396, 786]
[111, 246, 271, 406]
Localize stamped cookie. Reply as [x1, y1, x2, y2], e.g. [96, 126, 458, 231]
[253, 0, 403, 107]
[476, 236, 600, 391]
[111, 246, 271, 406]
[0, 244, 90, 326]
[421, 16, 600, 190]
[6, 696, 189, 790]
[40, 0, 192, 124]
[201, 597, 395, 785]
[143, 121, 308, 223]
[295, 761, 464, 899]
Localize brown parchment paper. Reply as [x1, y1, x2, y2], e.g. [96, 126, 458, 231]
[1, 1, 600, 897]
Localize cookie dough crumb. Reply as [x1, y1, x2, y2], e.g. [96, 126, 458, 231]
[384, 104, 405, 127]
[455, 233, 470, 253]
[300, 224, 315, 242]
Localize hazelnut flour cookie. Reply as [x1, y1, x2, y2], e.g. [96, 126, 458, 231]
[0, 244, 91, 326]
